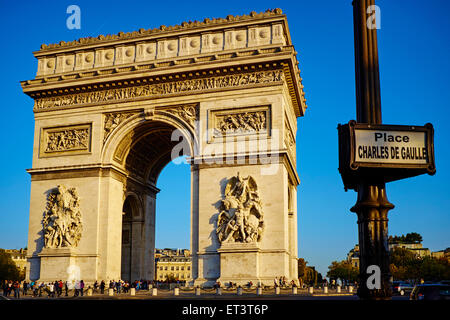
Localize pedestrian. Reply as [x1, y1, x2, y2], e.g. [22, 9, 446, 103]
[13, 281, 20, 299]
[100, 280, 105, 294]
[22, 280, 28, 296]
[94, 281, 98, 293]
[2, 280, 7, 296]
[80, 280, 85, 296]
[116, 280, 121, 294]
[65, 281, 69, 296]
[74, 280, 80, 297]
[38, 282, 43, 297]
[48, 282, 55, 298]
[7, 281, 13, 297]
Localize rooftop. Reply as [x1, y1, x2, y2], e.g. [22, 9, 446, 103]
[38, 9, 285, 53]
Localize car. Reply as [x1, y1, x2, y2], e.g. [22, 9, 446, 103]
[410, 283, 450, 300]
[392, 281, 414, 295]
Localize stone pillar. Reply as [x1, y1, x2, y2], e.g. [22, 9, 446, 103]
[130, 288, 135, 296]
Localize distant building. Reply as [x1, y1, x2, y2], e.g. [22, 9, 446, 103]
[347, 245, 360, 269]
[389, 242, 431, 258]
[347, 242, 448, 270]
[3, 248, 27, 273]
[431, 248, 450, 262]
[154, 248, 191, 282]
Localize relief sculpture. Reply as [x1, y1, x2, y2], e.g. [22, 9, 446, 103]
[104, 112, 135, 142]
[216, 111, 266, 136]
[216, 173, 264, 244]
[42, 185, 83, 248]
[44, 127, 90, 153]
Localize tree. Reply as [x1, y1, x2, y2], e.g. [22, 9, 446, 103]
[389, 232, 423, 244]
[297, 258, 306, 279]
[298, 259, 322, 287]
[327, 260, 359, 285]
[390, 246, 450, 281]
[165, 273, 177, 283]
[0, 249, 22, 281]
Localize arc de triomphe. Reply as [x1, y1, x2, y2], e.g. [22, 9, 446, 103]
[21, 9, 307, 286]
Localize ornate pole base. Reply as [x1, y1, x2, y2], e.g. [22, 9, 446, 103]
[351, 183, 394, 300]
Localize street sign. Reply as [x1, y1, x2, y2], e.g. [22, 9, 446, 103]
[338, 120, 436, 191]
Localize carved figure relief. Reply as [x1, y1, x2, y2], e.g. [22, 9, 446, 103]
[171, 104, 198, 128]
[104, 112, 135, 142]
[45, 128, 89, 152]
[216, 111, 266, 136]
[42, 185, 83, 248]
[216, 173, 264, 244]
[40, 124, 91, 157]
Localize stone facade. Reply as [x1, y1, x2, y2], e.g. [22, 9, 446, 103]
[21, 9, 307, 286]
[154, 249, 192, 282]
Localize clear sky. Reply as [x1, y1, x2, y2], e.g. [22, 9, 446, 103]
[0, 0, 449, 278]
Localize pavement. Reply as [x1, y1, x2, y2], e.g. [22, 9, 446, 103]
[0, 287, 410, 300]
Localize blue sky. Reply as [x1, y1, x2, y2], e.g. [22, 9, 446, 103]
[0, 0, 448, 278]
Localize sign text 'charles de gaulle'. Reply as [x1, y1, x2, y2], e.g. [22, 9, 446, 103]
[338, 121, 435, 191]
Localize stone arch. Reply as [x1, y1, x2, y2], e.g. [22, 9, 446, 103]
[102, 105, 197, 282]
[102, 106, 198, 172]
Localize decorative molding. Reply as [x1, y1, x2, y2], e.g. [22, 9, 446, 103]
[284, 119, 295, 150]
[39, 123, 91, 157]
[42, 185, 83, 249]
[34, 69, 284, 111]
[163, 103, 198, 128]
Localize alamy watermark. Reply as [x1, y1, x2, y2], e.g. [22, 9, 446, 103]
[169, 120, 282, 176]
[366, 264, 381, 289]
[66, 5, 81, 30]
[367, 5, 381, 30]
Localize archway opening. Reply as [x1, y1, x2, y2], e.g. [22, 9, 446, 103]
[154, 157, 191, 283]
[118, 119, 193, 283]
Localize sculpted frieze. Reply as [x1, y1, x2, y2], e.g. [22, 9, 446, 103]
[34, 69, 284, 110]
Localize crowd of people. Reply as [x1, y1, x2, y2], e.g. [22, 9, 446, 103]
[1, 279, 162, 299]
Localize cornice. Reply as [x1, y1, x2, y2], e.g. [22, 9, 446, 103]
[21, 50, 305, 117]
[21, 45, 292, 91]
